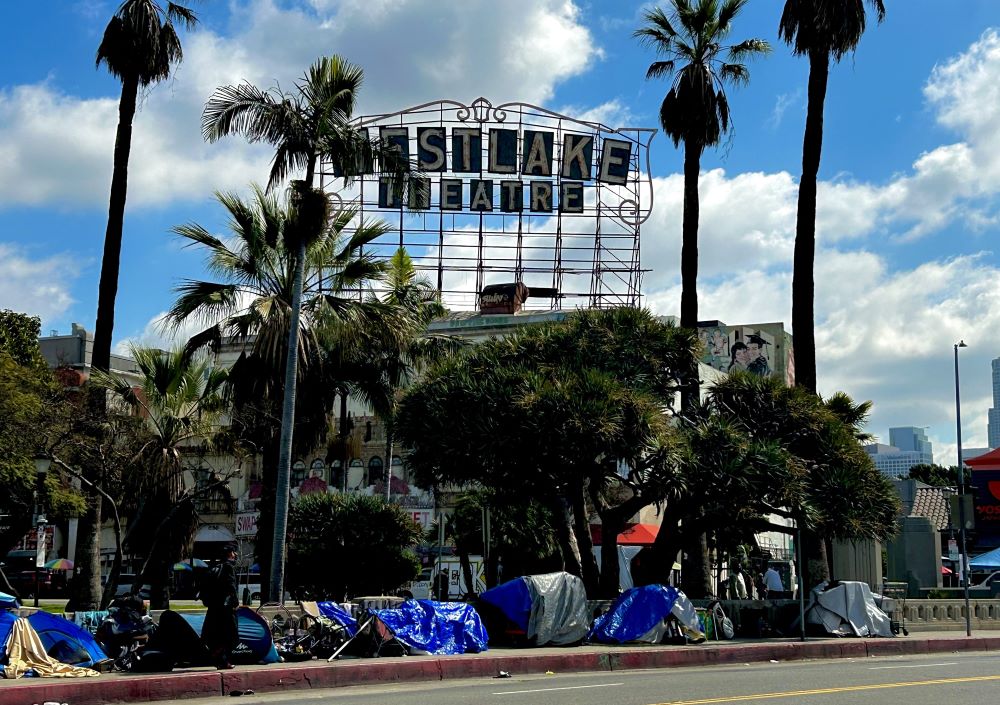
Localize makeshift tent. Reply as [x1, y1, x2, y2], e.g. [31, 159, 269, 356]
[181, 607, 280, 664]
[1, 613, 99, 679]
[479, 572, 589, 646]
[803, 581, 893, 638]
[316, 601, 359, 636]
[147, 609, 209, 668]
[0, 592, 19, 610]
[27, 611, 107, 668]
[970, 546, 1000, 570]
[373, 600, 488, 655]
[588, 584, 702, 644]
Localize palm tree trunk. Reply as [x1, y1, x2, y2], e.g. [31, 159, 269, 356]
[92, 73, 139, 376]
[73, 73, 138, 613]
[792, 49, 829, 395]
[68, 486, 103, 611]
[384, 423, 394, 501]
[680, 139, 702, 412]
[269, 239, 307, 603]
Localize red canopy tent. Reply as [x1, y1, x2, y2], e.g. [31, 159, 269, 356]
[589, 523, 660, 546]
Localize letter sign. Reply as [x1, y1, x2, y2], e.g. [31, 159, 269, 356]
[417, 127, 447, 171]
[522, 130, 553, 176]
[452, 128, 481, 173]
[598, 138, 632, 185]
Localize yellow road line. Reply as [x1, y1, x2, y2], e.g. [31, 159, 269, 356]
[655, 674, 1000, 704]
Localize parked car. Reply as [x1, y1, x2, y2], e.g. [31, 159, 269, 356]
[111, 574, 151, 599]
[239, 573, 262, 604]
[972, 571, 1000, 588]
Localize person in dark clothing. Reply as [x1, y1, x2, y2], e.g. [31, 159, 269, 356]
[202, 544, 239, 669]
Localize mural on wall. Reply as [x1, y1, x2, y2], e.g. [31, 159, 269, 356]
[698, 322, 794, 386]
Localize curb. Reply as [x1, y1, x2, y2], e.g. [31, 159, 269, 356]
[4, 636, 1000, 705]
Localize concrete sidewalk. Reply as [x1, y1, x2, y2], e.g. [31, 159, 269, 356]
[4, 630, 1000, 705]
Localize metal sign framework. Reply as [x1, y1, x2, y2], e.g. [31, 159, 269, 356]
[319, 97, 655, 311]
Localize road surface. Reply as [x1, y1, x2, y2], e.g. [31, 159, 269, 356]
[157, 650, 1000, 705]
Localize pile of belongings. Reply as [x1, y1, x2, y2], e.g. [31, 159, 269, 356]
[478, 572, 589, 646]
[371, 600, 488, 655]
[588, 584, 704, 644]
[1, 594, 107, 678]
[803, 580, 893, 638]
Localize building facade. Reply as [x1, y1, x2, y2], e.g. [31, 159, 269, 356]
[989, 357, 1000, 450]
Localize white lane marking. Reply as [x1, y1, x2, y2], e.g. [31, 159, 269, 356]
[493, 682, 625, 695]
[869, 662, 958, 670]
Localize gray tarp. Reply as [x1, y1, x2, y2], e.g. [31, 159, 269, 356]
[525, 572, 590, 646]
[804, 581, 894, 637]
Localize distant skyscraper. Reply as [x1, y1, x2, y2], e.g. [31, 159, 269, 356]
[889, 427, 934, 464]
[865, 428, 934, 479]
[989, 357, 1000, 450]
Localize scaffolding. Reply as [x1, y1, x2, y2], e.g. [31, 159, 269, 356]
[318, 97, 655, 311]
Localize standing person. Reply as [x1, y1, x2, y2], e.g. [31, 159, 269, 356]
[764, 564, 784, 596]
[202, 544, 239, 669]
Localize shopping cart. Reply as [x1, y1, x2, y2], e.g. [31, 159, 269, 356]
[880, 581, 908, 636]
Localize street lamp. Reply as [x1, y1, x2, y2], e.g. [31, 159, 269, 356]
[954, 340, 972, 636]
[33, 457, 51, 608]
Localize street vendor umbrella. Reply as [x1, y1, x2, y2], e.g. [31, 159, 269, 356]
[174, 558, 208, 570]
[173, 562, 194, 571]
[45, 558, 74, 570]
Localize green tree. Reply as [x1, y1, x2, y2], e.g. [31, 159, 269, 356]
[81, 0, 198, 612]
[779, 0, 885, 393]
[398, 308, 698, 597]
[351, 248, 463, 499]
[448, 489, 559, 591]
[906, 464, 960, 487]
[635, 0, 769, 409]
[0, 310, 45, 367]
[201, 55, 415, 600]
[93, 346, 229, 608]
[286, 493, 422, 600]
[166, 186, 397, 599]
[708, 372, 898, 583]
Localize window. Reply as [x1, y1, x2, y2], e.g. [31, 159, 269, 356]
[368, 456, 384, 486]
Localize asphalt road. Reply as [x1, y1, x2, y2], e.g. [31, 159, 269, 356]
[158, 651, 1000, 705]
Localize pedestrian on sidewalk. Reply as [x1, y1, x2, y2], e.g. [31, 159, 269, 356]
[202, 543, 239, 670]
[764, 565, 784, 596]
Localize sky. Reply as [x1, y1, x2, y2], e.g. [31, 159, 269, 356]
[2, 0, 1000, 462]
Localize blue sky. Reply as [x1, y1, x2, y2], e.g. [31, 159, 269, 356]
[2, 0, 1000, 459]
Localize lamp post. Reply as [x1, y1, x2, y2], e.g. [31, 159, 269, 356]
[954, 340, 972, 637]
[32, 457, 51, 609]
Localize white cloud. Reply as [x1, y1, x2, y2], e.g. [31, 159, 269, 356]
[0, 243, 79, 324]
[767, 89, 801, 130]
[0, 0, 599, 210]
[558, 98, 636, 127]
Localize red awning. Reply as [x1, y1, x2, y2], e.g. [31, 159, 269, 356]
[590, 523, 660, 546]
[966, 447, 1000, 470]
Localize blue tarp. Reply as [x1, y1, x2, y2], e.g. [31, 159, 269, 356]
[971, 546, 1000, 570]
[374, 600, 489, 655]
[316, 601, 359, 636]
[479, 577, 533, 632]
[0, 610, 14, 677]
[27, 611, 107, 668]
[180, 607, 279, 664]
[588, 584, 680, 644]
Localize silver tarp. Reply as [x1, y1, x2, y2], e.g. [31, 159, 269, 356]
[804, 581, 894, 637]
[525, 572, 590, 645]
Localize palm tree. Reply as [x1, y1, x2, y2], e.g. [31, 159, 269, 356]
[166, 187, 398, 599]
[779, 0, 885, 394]
[362, 248, 463, 500]
[636, 0, 769, 411]
[75, 0, 197, 612]
[201, 55, 413, 600]
[93, 346, 228, 609]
